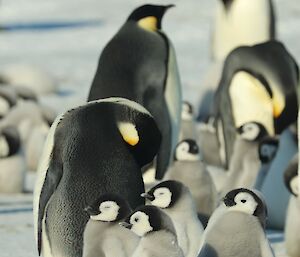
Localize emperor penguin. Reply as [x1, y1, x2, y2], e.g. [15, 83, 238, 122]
[33, 97, 161, 257]
[142, 180, 203, 257]
[212, 0, 276, 61]
[83, 193, 139, 257]
[179, 101, 198, 142]
[220, 122, 268, 195]
[0, 126, 25, 193]
[120, 205, 184, 257]
[254, 137, 279, 190]
[284, 154, 300, 257]
[88, 4, 182, 180]
[199, 188, 274, 257]
[214, 41, 299, 169]
[164, 139, 218, 220]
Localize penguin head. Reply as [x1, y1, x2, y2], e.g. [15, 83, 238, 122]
[85, 193, 131, 223]
[0, 127, 21, 158]
[223, 188, 267, 226]
[142, 180, 184, 209]
[127, 4, 175, 31]
[120, 205, 175, 237]
[237, 122, 268, 142]
[113, 98, 161, 168]
[181, 101, 194, 120]
[258, 137, 279, 164]
[284, 155, 298, 197]
[174, 139, 200, 161]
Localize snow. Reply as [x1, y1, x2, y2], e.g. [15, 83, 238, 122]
[0, 0, 299, 256]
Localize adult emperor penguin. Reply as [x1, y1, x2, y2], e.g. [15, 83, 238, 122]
[120, 205, 184, 257]
[214, 41, 299, 168]
[33, 98, 161, 257]
[212, 0, 276, 61]
[284, 154, 300, 257]
[199, 188, 274, 257]
[83, 193, 139, 257]
[142, 180, 203, 257]
[88, 4, 182, 180]
[164, 139, 218, 221]
[0, 126, 25, 193]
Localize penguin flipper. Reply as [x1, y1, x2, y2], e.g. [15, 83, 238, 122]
[33, 113, 64, 255]
[37, 161, 63, 255]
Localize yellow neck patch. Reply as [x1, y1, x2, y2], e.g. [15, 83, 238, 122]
[118, 122, 139, 146]
[138, 16, 158, 31]
[272, 87, 285, 118]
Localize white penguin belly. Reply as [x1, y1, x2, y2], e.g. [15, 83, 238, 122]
[229, 71, 274, 135]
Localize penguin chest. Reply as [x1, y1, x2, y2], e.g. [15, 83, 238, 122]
[206, 213, 262, 256]
[229, 71, 274, 135]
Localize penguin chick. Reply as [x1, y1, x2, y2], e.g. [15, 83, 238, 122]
[220, 122, 268, 195]
[120, 205, 184, 257]
[0, 126, 25, 193]
[142, 180, 203, 257]
[199, 188, 274, 257]
[284, 154, 300, 257]
[164, 139, 218, 221]
[83, 194, 139, 257]
[254, 137, 279, 190]
[179, 101, 198, 142]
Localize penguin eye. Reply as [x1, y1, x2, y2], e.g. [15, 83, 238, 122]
[159, 192, 164, 195]
[241, 199, 247, 203]
[134, 217, 139, 222]
[104, 205, 110, 209]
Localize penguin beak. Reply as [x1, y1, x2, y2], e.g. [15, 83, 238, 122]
[165, 4, 175, 10]
[221, 0, 233, 9]
[119, 222, 133, 229]
[141, 193, 155, 201]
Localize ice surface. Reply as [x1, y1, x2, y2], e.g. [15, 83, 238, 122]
[0, 0, 299, 256]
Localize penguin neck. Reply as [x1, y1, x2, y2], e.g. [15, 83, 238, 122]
[167, 192, 196, 217]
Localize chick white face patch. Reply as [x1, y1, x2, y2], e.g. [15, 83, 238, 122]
[176, 142, 200, 161]
[151, 187, 172, 208]
[0, 136, 9, 158]
[229, 192, 258, 215]
[240, 123, 260, 141]
[130, 211, 153, 237]
[91, 201, 120, 222]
